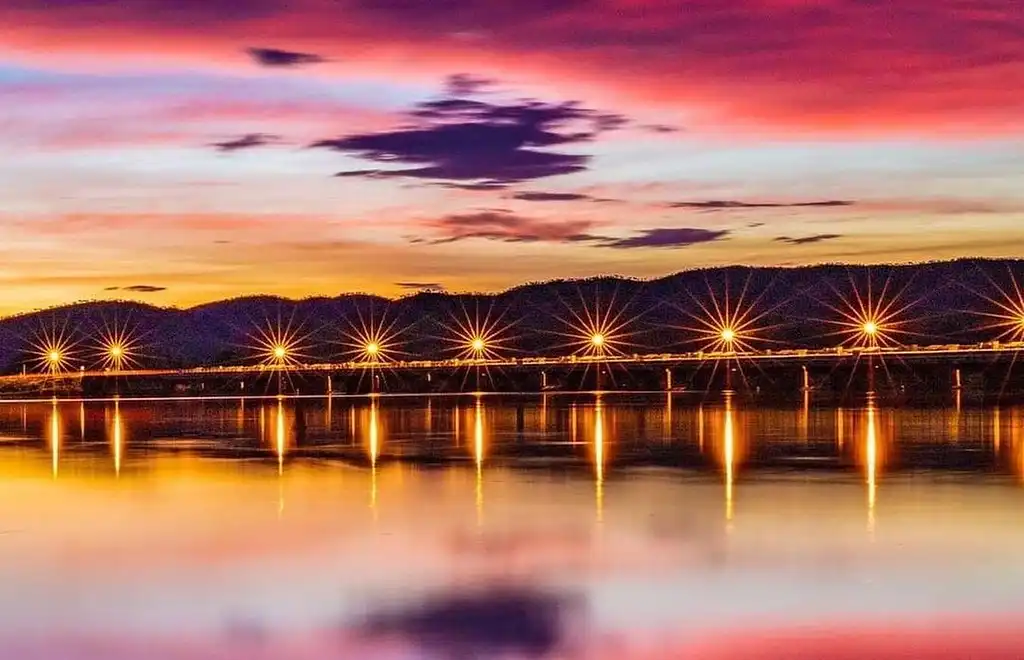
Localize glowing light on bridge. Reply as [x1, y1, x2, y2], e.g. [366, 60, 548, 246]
[341, 306, 407, 364]
[551, 286, 634, 359]
[974, 266, 1024, 343]
[250, 312, 311, 370]
[441, 300, 514, 362]
[29, 321, 78, 375]
[93, 318, 144, 372]
[674, 273, 782, 355]
[820, 269, 918, 349]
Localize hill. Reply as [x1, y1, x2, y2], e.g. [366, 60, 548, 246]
[1, 259, 1021, 373]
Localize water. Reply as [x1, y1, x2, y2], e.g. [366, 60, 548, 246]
[2, 393, 1024, 658]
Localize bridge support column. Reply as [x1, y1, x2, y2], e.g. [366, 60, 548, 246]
[327, 375, 333, 395]
[665, 368, 672, 391]
[801, 365, 810, 391]
[541, 371, 547, 390]
[953, 368, 962, 391]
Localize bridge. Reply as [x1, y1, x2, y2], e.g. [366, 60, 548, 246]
[3, 340, 1022, 398]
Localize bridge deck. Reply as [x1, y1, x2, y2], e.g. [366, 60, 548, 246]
[2, 342, 1019, 383]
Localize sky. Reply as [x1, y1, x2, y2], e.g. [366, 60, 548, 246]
[1, 0, 1023, 316]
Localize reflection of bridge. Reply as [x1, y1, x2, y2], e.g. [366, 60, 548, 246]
[2, 342, 1022, 397]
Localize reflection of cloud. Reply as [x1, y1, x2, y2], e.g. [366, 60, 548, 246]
[357, 586, 580, 658]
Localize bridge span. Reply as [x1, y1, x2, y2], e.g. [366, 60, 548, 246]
[2, 341, 1022, 398]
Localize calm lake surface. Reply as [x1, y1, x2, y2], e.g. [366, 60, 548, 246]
[3, 393, 1024, 659]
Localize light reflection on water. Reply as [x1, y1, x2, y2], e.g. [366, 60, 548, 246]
[3, 394, 1024, 657]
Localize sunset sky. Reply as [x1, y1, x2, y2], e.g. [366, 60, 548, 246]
[1, 0, 1023, 316]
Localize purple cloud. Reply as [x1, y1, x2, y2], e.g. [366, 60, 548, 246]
[420, 210, 599, 244]
[315, 83, 627, 186]
[246, 47, 325, 67]
[774, 233, 844, 245]
[212, 133, 280, 152]
[599, 228, 729, 249]
[669, 200, 853, 210]
[512, 192, 592, 202]
[395, 281, 446, 291]
[105, 284, 167, 292]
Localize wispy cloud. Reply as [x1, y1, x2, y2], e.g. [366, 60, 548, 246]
[211, 133, 281, 152]
[774, 234, 843, 245]
[104, 284, 167, 293]
[598, 228, 730, 249]
[246, 47, 325, 68]
[668, 200, 854, 210]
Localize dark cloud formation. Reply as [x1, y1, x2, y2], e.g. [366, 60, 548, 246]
[433, 181, 508, 191]
[669, 200, 854, 210]
[512, 191, 592, 202]
[246, 47, 325, 67]
[105, 285, 167, 292]
[420, 211, 727, 250]
[422, 210, 598, 244]
[315, 81, 627, 187]
[443, 73, 496, 96]
[600, 227, 730, 249]
[356, 587, 580, 658]
[643, 124, 682, 134]
[212, 133, 280, 152]
[775, 233, 844, 245]
[395, 281, 446, 291]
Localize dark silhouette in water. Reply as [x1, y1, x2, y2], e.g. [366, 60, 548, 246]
[355, 586, 582, 658]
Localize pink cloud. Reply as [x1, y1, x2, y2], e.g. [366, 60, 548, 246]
[0, 1, 1022, 135]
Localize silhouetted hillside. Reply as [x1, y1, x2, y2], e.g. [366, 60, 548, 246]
[1, 259, 1021, 373]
